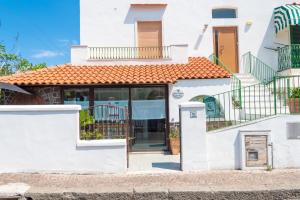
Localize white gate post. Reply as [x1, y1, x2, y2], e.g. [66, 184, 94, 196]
[180, 102, 208, 171]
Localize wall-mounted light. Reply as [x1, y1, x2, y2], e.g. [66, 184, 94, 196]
[246, 20, 253, 26]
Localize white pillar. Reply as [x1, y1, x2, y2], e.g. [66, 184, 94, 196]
[180, 102, 208, 171]
[170, 44, 189, 64]
[71, 45, 88, 64]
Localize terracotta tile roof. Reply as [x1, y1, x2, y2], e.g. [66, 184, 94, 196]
[0, 57, 230, 86]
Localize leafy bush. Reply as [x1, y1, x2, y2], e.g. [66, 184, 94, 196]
[80, 110, 94, 126]
[290, 88, 300, 98]
[112, 135, 126, 139]
[80, 130, 103, 140]
[169, 126, 180, 139]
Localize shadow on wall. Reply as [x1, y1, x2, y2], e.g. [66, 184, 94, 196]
[234, 135, 241, 169]
[256, 14, 279, 70]
[194, 24, 208, 50]
[124, 7, 166, 24]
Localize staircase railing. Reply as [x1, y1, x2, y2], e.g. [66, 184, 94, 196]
[209, 54, 242, 108]
[206, 75, 300, 131]
[242, 52, 277, 84]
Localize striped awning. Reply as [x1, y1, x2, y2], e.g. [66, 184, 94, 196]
[274, 4, 300, 33]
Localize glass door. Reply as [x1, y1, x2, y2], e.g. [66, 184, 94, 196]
[130, 86, 167, 151]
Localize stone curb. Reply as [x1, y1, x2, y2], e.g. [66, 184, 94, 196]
[21, 189, 300, 200]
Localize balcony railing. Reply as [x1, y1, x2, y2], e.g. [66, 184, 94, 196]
[89, 46, 171, 60]
[278, 44, 300, 71]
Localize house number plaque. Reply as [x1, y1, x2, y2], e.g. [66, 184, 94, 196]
[190, 111, 197, 118]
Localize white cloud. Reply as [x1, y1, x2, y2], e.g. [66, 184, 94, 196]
[32, 50, 64, 59]
[58, 39, 78, 46]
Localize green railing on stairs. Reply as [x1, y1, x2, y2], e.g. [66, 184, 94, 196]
[242, 52, 277, 84]
[278, 44, 300, 71]
[208, 54, 242, 108]
[206, 75, 300, 131]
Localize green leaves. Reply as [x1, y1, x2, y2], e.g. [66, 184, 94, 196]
[290, 88, 300, 98]
[79, 109, 95, 126]
[0, 43, 46, 76]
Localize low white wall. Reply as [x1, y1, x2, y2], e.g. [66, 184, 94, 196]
[169, 78, 231, 122]
[207, 115, 300, 170]
[0, 105, 127, 173]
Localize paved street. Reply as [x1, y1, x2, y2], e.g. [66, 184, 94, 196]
[0, 169, 300, 199]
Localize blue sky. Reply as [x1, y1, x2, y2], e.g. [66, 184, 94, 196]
[0, 0, 79, 66]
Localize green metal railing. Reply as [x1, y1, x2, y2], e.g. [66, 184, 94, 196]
[89, 46, 171, 60]
[206, 75, 300, 131]
[209, 54, 242, 108]
[278, 44, 300, 71]
[274, 75, 300, 114]
[242, 52, 277, 84]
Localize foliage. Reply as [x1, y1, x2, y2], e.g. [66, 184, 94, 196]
[266, 165, 273, 171]
[290, 88, 300, 98]
[0, 43, 46, 76]
[79, 109, 95, 126]
[232, 96, 242, 109]
[169, 126, 180, 139]
[80, 130, 103, 140]
[112, 135, 126, 139]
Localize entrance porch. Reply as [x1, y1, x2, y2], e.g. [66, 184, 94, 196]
[64, 85, 169, 152]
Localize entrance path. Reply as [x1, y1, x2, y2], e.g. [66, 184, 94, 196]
[0, 169, 300, 199]
[128, 152, 180, 172]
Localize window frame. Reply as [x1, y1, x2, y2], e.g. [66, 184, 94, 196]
[212, 8, 237, 19]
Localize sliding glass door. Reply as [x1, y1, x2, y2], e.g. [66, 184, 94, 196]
[130, 87, 167, 151]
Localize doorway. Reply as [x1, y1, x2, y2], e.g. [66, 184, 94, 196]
[137, 21, 163, 58]
[129, 86, 167, 151]
[213, 27, 239, 73]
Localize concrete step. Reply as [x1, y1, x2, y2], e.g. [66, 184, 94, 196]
[234, 73, 256, 78]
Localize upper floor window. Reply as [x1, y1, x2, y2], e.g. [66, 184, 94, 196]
[212, 8, 237, 19]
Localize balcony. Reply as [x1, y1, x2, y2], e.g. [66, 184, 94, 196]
[89, 46, 171, 60]
[278, 44, 300, 71]
[71, 44, 188, 65]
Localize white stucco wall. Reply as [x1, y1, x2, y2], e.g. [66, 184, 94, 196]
[206, 115, 300, 170]
[180, 102, 208, 171]
[79, 0, 296, 69]
[169, 78, 231, 122]
[0, 105, 127, 173]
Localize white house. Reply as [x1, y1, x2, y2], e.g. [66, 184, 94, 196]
[0, 0, 300, 153]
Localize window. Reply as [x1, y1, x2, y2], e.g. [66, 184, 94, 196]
[63, 88, 90, 109]
[212, 8, 237, 19]
[94, 88, 129, 105]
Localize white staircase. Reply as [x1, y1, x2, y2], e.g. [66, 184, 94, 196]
[234, 73, 289, 120]
[235, 73, 259, 86]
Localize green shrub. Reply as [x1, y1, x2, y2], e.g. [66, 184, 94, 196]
[80, 130, 103, 140]
[290, 88, 300, 98]
[169, 126, 180, 139]
[112, 135, 126, 139]
[80, 110, 94, 126]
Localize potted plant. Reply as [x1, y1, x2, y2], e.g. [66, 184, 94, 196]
[169, 126, 180, 155]
[288, 88, 300, 113]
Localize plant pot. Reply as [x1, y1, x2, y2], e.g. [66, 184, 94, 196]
[169, 138, 180, 155]
[288, 98, 300, 113]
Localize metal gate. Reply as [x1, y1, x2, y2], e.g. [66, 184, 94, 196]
[80, 104, 130, 167]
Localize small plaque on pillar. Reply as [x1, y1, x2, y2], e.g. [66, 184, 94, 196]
[190, 111, 197, 118]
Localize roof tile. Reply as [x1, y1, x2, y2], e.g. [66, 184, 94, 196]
[0, 57, 230, 86]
